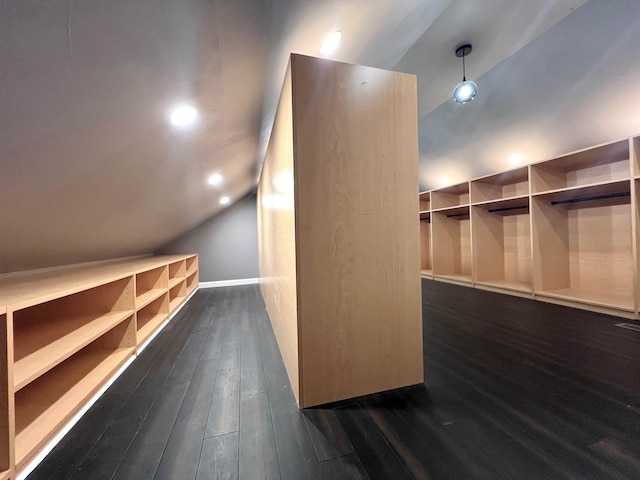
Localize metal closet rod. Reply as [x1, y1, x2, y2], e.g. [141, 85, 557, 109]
[550, 191, 630, 206]
[488, 205, 529, 213]
[446, 212, 470, 218]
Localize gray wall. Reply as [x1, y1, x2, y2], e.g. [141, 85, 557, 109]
[157, 193, 259, 282]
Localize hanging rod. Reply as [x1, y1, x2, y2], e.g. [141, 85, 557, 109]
[550, 191, 630, 206]
[446, 212, 469, 218]
[488, 205, 529, 213]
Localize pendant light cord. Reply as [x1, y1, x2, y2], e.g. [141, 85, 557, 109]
[462, 52, 466, 82]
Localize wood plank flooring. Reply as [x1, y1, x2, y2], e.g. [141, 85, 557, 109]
[28, 281, 640, 479]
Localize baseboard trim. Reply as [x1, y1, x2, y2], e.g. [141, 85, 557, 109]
[199, 278, 259, 288]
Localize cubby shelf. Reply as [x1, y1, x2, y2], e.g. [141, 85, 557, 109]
[136, 294, 170, 347]
[420, 136, 640, 319]
[432, 206, 472, 284]
[0, 254, 198, 478]
[15, 345, 135, 469]
[13, 310, 135, 391]
[431, 183, 469, 210]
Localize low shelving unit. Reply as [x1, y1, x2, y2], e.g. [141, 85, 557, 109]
[420, 135, 640, 319]
[0, 254, 198, 479]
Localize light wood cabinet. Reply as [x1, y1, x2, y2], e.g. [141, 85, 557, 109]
[0, 254, 198, 478]
[258, 54, 423, 408]
[421, 136, 640, 319]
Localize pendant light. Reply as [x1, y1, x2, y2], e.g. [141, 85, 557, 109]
[452, 44, 477, 104]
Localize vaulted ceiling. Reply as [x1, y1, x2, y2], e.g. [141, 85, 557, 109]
[2, 0, 638, 273]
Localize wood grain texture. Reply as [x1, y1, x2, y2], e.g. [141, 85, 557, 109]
[257, 61, 300, 402]
[258, 55, 422, 407]
[291, 54, 423, 407]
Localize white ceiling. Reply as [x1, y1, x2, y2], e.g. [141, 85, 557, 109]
[2, 0, 637, 273]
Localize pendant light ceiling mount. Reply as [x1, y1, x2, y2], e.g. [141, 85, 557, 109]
[453, 43, 478, 104]
[455, 43, 473, 58]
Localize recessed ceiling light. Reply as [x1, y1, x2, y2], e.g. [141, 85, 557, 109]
[320, 31, 342, 56]
[207, 173, 223, 187]
[169, 104, 199, 128]
[220, 196, 230, 205]
[439, 176, 450, 186]
[508, 154, 523, 165]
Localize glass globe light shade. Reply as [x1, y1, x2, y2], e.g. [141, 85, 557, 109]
[453, 80, 478, 104]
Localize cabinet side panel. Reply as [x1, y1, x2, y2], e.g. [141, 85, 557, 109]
[257, 64, 300, 402]
[0, 312, 9, 472]
[292, 55, 423, 407]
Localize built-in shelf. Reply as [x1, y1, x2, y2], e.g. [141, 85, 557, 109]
[169, 280, 186, 312]
[431, 183, 470, 210]
[136, 293, 169, 347]
[432, 206, 471, 280]
[135, 266, 168, 309]
[421, 135, 640, 319]
[15, 344, 134, 469]
[0, 254, 198, 477]
[419, 191, 430, 212]
[530, 139, 629, 194]
[471, 167, 529, 203]
[13, 310, 135, 391]
[472, 198, 531, 293]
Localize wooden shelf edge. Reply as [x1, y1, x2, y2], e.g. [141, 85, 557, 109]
[14, 309, 135, 391]
[475, 282, 533, 299]
[433, 274, 473, 286]
[136, 288, 167, 310]
[475, 280, 532, 294]
[535, 290, 635, 314]
[531, 178, 630, 197]
[168, 277, 184, 289]
[0, 254, 197, 311]
[0, 469, 11, 480]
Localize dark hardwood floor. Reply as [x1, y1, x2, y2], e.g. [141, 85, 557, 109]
[28, 280, 640, 479]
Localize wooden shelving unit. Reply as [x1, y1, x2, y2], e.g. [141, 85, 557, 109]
[431, 182, 469, 210]
[421, 136, 640, 319]
[0, 254, 198, 478]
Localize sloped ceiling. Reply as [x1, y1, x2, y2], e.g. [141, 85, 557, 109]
[3, 0, 637, 273]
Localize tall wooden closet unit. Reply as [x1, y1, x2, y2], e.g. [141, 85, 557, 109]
[257, 54, 423, 408]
